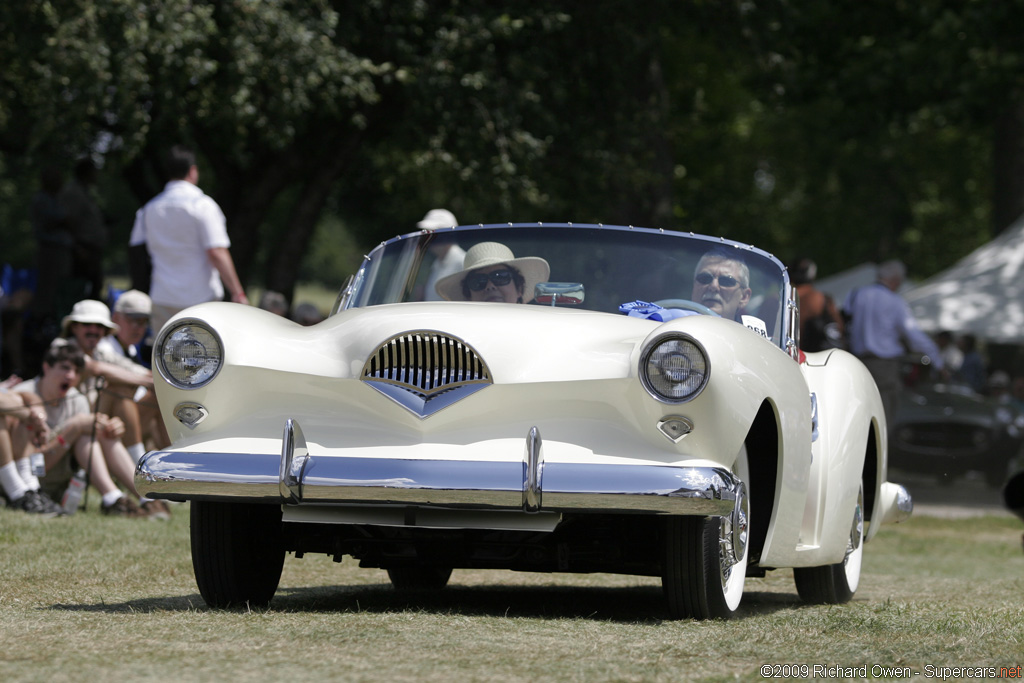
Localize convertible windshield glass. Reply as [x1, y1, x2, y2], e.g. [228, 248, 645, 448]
[345, 224, 789, 348]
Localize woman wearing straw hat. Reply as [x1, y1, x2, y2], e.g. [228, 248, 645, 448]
[434, 242, 550, 304]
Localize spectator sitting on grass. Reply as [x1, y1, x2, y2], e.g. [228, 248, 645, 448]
[61, 299, 165, 462]
[12, 339, 166, 518]
[94, 290, 169, 449]
[0, 380, 63, 516]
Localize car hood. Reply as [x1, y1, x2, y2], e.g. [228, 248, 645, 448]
[179, 300, 683, 384]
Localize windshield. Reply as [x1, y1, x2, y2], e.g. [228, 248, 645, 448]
[343, 224, 791, 349]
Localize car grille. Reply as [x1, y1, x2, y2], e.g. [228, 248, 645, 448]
[362, 331, 491, 397]
[893, 422, 990, 453]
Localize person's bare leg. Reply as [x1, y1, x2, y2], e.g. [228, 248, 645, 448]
[8, 416, 37, 476]
[98, 391, 143, 447]
[72, 437, 122, 498]
[0, 417, 16, 469]
[97, 434, 141, 498]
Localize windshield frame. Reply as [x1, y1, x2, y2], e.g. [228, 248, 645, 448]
[338, 223, 796, 355]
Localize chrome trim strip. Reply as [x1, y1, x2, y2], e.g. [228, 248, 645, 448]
[363, 380, 489, 419]
[136, 450, 740, 516]
[810, 392, 819, 443]
[279, 419, 309, 503]
[523, 426, 544, 513]
[787, 295, 801, 361]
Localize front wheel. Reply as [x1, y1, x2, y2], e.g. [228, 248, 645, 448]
[794, 485, 864, 604]
[662, 454, 749, 620]
[191, 501, 286, 608]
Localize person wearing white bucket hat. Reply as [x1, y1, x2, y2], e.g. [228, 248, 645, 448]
[59, 299, 172, 519]
[434, 242, 550, 304]
[417, 209, 466, 301]
[60, 299, 118, 338]
[417, 208, 458, 230]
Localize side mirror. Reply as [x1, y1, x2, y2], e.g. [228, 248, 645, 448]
[533, 282, 585, 307]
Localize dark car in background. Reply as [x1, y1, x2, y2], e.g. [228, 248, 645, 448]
[889, 381, 1024, 488]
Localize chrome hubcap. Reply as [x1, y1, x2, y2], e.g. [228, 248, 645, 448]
[844, 488, 864, 566]
[719, 481, 749, 586]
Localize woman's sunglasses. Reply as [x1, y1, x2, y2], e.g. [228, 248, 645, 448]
[694, 272, 740, 288]
[466, 269, 513, 291]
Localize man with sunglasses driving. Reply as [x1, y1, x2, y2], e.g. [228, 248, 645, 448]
[691, 247, 752, 321]
[435, 242, 550, 304]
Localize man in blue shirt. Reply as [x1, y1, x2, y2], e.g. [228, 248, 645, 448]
[843, 260, 943, 421]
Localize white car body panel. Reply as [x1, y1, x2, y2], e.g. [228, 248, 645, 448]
[138, 223, 911, 612]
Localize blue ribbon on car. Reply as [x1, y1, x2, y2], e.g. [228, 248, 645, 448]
[618, 300, 699, 322]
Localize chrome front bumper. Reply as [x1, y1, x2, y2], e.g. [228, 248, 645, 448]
[135, 420, 742, 517]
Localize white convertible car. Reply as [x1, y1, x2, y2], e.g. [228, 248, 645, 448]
[136, 223, 912, 619]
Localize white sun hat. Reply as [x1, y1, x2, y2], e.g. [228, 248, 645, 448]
[434, 241, 550, 302]
[61, 299, 118, 336]
[417, 209, 458, 230]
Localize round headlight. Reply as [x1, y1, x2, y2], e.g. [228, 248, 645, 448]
[156, 321, 223, 389]
[640, 335, 709, 403]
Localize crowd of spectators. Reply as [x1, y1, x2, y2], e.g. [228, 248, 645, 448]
[0, 146, 328, 518]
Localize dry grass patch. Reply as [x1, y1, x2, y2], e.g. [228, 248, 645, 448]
[1, 501, 1021, 682]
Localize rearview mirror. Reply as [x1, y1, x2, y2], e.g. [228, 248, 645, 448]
[533, 282, 585, 306]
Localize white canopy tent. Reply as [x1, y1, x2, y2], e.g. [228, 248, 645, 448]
[815, 262, 914, 307]
[815, 262, 878, 305]
[904, 213, 1024, 344]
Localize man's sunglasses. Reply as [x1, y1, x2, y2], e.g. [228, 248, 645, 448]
[466, 269, 513, 291]
[694, 272, 740, 288]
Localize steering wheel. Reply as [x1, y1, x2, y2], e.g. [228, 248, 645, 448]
[652, 299, 721, 317]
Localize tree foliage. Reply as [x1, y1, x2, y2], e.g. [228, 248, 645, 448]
[1, 0, 1021, 301]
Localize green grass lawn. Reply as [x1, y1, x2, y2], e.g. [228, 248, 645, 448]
[1, 502, 1021, 682]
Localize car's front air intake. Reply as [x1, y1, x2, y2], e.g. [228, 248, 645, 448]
[361, 331, 492, 417]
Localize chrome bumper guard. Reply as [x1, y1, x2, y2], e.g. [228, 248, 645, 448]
[135, 419, 741, 517]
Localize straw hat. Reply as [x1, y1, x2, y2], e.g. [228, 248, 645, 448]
[61, 299, 118, 336]
[434, 242, 550, 302]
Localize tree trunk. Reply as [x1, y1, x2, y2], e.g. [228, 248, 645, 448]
[993, 102, 1024, 233]
[265, 133, 363, 302]
[206, 147, 306, 288]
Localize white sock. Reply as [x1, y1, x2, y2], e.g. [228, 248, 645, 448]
[15, 457, 41, 491]
[127, 442, 146, 466]
[139, 496, 153, 504]
[101, 490, 125, 507]
[0, 462, 29, 501]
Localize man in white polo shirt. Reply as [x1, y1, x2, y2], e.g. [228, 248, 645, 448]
[129, 145, 248, 333]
